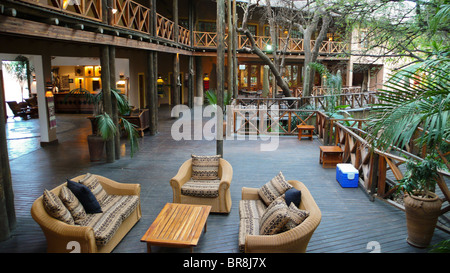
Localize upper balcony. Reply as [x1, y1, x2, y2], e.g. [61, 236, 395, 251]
[10, 0, 349, 55]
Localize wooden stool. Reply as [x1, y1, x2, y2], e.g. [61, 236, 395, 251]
[319, 146, 343, 168]
[297, 124, 315, 140]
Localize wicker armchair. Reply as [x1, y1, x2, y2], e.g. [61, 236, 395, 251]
[170, 158, 233, 213]
[240, 180, 321, 253]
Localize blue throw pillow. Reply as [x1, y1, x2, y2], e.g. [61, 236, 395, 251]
[284, 188, 302, 207]
[66, 179, 102, 213]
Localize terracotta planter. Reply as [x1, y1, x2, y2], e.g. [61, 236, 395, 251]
[404, 192, 442, 248]
[87, 135, 104, 162]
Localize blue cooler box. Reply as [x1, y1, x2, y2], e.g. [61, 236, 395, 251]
[336, 163, 359, 188]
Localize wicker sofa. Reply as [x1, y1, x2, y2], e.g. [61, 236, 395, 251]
[239, 179, 321, 253]
[31, 174, 141, 253]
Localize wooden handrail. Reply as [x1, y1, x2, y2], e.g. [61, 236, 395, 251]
[19, 0, 103, 21]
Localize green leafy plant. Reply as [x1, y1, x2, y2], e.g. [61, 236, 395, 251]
[397, 154, 444, 198]
[429, 238, 450, 253]
[366, 62, 449, 168]
[65, 88, 139, 157]
[205, 89, 232, 113]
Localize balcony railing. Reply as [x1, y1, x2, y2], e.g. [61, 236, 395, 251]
[20, 0, 103, 21]
[15, 0, 348, 53]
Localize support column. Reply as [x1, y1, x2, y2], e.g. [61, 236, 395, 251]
[0, 70, 15, 241]
[188, 56, 194, 108]
[100, 45, 115, 163]
[227, 0, 233, 99]
[216, 0, 225, 157]
[109, 45, 120, 160]
[39, 54, 57, 146]
[195, 56, 203, 106]
[148, 51, 158, 135]
[173, 53, 180, 107]
[232, 0, 238, 98]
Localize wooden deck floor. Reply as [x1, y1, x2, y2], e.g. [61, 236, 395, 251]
[0, 105, 448, 254]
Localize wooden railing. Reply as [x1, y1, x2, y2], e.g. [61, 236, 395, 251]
[20, 0, 103, 21]
[194, 31, 349, 54]
[156, 13, 174, 41]
[17, 0, 350, 53]
[331, 120, 450, 232]
[112, 0, 151, 34]
[231, 98, 450, 232]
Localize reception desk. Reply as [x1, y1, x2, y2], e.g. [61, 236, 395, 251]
[54, 93, 95, 113]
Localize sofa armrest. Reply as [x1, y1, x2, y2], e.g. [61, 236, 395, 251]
[219, 158, 233, 190]
[241, 187, 260, 200]
[170, 159, 193, 202]
[95, 175, 141, 196]
[31, 195, 98, 253]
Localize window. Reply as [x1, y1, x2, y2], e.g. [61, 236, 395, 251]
[198, 21, 216, 32]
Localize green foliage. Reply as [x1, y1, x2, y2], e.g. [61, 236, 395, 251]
[366, 63, 449, 152]
[65, 87, 139, 158]
[429, 239, 450, 253]
[205, 89, 232, 111]
[397, 154, 444, 197]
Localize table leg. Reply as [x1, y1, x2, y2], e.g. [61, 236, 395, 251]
[147, 243, 152, 253]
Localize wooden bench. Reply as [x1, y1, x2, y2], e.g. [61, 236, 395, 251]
[319, 146, 343, 168]
[297, 124, 315, 141]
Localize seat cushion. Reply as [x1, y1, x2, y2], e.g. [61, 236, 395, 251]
[67, 179, 102, 214]
[239, 199, 266, 219]
[282, 203, 310, 232]
[42, 189, 74, 225]
[78, 173, 108, 205]
[181, 179, 221, 198]
[259, 196, 290, 235]
[239, 218, 260, 252]
[77, 195, 139, 246]
[59, 185, 87, 224]
[191, 154, 220, 180]
[258, 171, 293, 206]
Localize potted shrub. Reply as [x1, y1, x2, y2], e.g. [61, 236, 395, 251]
[66, 88, 139, 161]
[397, 154, 444, 248]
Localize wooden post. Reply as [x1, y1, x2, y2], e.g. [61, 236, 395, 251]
[188, 0, 194, 108]
[173, 0, 179, 44]
[216, 0, 225, 157]
[227, 0, 233, 99]
[0, 70, 16, 241]
[232, 0, 238, 98]
[173, 53, 180, 107]
[148, 51, 158, 135]
[100, 45, 115, 163]
[109, 45, 120, 160]
[195, 56, 203, 105]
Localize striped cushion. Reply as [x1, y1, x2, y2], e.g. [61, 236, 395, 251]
[191, 155, 220, 180]
[259, 196, 290, 235]
[258, 172, 293, 206]
[239, 200, 267, 219]
[79, 173, 108, 205]
[239, 218, 260, 252]
[59, 185, 87, 223]
[42, 189, 74, 225]
[181, 179, 221, 198]
[77, 195, 139, 246]
[282, 203, 310, 231]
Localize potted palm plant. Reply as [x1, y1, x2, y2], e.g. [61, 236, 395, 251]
[66, 88, 139, 161]
[366, 61, 449, 248]
[397, 154, 444, 248]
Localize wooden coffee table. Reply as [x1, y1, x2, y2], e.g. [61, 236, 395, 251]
[141, 203, 211, 253]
